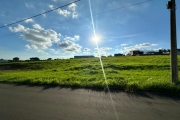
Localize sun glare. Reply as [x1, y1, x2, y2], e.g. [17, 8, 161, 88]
[92, 35, 101, 43]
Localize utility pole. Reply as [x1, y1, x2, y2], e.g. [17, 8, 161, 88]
[167, 0, 178, 84]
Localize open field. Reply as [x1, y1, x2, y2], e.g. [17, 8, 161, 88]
[0, 55, 180, 93]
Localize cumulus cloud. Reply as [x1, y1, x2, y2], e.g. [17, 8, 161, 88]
[37, 50, 48, 55]
[33, 24, 44, 30]
[48, 3, 78, 18]
[124, 43, 158, 51]
[68, 3, 78, 18]
[25, 44, 31, 49]
[48, 4, 71, 17]
[119, 43, 158, 54]
[94, 51, 109, 57]
[9, 24, 60, 50]
[58, 40, 82, 53]
[94, 47, 112, 57]
[64, 35, 80, 41]
[24, 18, 34, 23]
[25, 44, 38, 50]
[9, 24, 25, 32]
[57, 9, 71, 17]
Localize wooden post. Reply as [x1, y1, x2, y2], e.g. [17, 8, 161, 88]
[167, 0, 178, 84]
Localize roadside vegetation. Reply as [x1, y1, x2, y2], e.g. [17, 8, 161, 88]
[0, 55, 180, 93]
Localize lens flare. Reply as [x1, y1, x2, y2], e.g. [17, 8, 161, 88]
[88, 0, 119, 120]
[92, 35, 101, 43]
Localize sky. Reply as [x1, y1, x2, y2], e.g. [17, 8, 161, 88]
[0, 0, 180, 60]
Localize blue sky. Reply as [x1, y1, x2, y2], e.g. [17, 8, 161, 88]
[0, 0, 180, 60]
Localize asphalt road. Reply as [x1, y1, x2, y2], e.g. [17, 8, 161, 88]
[0, 84, 180, 120]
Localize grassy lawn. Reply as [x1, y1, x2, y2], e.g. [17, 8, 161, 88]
[0, 55, 180, 93]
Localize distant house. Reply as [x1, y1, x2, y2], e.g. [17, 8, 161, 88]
[159, 49, 180, 55]
[114, 53, 124, 56]
[30, 57, 40, 61]
[145, 51, 160, 55]
[13, 57, 19, 61]
[128, 50, 143, 56]
[177, 49, 180, 55]
[0, 59, 8, 63]
[74, 55, 94, 58]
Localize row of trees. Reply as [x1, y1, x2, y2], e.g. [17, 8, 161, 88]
[11, 57, 52, 61]
[158, 49, 170, 53]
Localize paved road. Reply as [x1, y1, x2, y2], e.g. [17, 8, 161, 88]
[0, 84, 180, 120]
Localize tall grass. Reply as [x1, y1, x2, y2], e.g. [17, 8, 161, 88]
[0, 55, 180, 93]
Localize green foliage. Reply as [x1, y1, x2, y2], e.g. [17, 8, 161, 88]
[0, 55, 180, 93]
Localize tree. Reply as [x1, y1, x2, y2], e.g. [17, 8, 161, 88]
[47, 58, 52, 60]
[158, 49, 163, 53]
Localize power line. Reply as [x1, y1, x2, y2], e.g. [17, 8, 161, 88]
[91, 0, 153, 16]
[0, 33, 18, 38]
[45, 0, 153, 27]
[0, 0, 81, 29]
[0, 0, 153, 38]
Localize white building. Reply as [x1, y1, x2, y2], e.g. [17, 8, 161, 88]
[177, 49, 180, 55]
[0, 59, 8, 63]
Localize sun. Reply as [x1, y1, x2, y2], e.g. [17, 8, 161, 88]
[92, 35, 101, 43]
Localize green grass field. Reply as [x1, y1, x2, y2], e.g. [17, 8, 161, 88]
[0, 55, 180, 93]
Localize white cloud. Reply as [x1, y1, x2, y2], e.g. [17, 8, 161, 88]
[94, 51, 109, 57]
[94, 47, 112, 57]
[68, 3, 77, 11]
[25, 44, 31, 49]
[25, 44, 38, 50]
[74, 35, 80, 40]
[58, 40, 82, 53]
[37, 50, 49, 55]
[64, 35, 80, 41]
[48, 4, 54, 9]
[120, 43, 158, 54]
[9, 24, 25, 32]
[124, 43, 158, 50]
[9, 24, 60, 50]
[48, 4, 71, 17]
[95, 47, 112, 51]
[121, 44, 127, 47]
[33, 24, 44, 30]
[25, 3, 34, 8]
[41, 10, 46, 17]
[31, 45, 38, 50]
[48, 3, 78, 18]
[68, 3, 78, 18]
[24, 18, 34, 23]
[57, 9, 71, 17]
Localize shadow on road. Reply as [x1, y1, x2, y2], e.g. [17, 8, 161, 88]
[12, 83, 180, 101]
